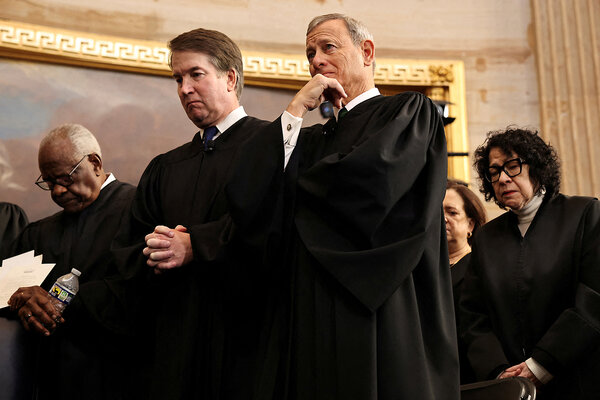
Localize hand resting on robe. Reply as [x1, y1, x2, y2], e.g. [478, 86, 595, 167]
[143, 225, 193, 273]
[8, 285, 63, 336]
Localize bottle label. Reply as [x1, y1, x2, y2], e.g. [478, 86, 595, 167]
[49, 282, 75, 305]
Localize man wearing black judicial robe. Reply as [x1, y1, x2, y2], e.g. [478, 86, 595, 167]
[229, 14, 459, 400]
[3, 124, 136, 399]
[0, 202, 28, 256]
[101, 29, 270, 399]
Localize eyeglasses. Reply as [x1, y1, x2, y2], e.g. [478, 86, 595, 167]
[485, 157, 527, 183]
[35, 154, 90, 191]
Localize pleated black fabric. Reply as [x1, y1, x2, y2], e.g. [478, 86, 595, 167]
[230, 92, 459, 400]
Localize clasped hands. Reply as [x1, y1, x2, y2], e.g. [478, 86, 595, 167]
[143, 225, 193, 273]
[7, 286, 64, 336]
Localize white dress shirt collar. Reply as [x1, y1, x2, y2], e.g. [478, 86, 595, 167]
[100, 173, 116, 190]
[203, 106, 247, 139]
[343, 88, 381, 112]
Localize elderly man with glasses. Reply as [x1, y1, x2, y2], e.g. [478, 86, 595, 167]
[2, 123, 136, 399]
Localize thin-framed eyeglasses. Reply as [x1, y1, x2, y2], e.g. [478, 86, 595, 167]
[485, 157, 527, 183]
[35, 154, 91, 190]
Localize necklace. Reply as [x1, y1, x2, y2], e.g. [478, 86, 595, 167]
[449, 245, 471, 266]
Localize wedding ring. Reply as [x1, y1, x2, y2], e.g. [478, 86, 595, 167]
[25, 313, 33, 322]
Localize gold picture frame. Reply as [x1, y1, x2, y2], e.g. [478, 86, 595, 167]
[0, 19, 469, 181]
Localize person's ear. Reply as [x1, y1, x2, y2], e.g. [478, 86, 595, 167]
[361, 39, 375, 67]
[88, 153, 103, 176]
[226, 69, 237, 92]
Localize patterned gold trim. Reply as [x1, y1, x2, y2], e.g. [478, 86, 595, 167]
[0, 20, 171, 75]
[241, 52, 457, 87]
[0, 19, 469, 181]
[0, 21, 457, 85]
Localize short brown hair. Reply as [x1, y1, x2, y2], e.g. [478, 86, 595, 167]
[168, 28, 244, 99]
[446, 180, 487, 244]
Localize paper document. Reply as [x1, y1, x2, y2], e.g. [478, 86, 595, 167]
[0, 251, 55, 307]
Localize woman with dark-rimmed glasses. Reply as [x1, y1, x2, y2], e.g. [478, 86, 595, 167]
[459, 127, 600, 399]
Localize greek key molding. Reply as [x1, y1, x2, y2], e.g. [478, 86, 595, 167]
[0, 20, 170, 74]
[0, 19, 467, 181]
[243, 53, 310, 79]
[375, 61, 455, 85]
[0, 21, 457, 86]
[242, 52, 457, 86]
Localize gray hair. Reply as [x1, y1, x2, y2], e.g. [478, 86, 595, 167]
[307, 14, 374, 46]
[40, 124, 102, 159]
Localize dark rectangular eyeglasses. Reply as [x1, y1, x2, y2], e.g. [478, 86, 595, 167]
[485, 157, 527, 183]
[35, 154, 90, 190]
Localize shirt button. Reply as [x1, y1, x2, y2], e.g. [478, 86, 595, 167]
[287, 124, 292, 131]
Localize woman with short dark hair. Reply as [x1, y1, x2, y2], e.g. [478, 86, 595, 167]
[459, 127, 600, 399]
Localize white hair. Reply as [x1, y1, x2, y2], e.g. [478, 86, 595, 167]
[40, 123, 102, 159]
[307, 14, 373, 46]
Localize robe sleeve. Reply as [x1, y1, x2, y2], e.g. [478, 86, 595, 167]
[170, 117, 285, 269]
[77, 163, 164, 336]
[531, 199, 600, 374]
[223, 116, 286, 274]
[0, 203, 28, 259]
[295, 93, 448, 312]
[458, 243, 511, 380]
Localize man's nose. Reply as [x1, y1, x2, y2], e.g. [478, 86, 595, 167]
[180, 77, 194, 95]
[311, 50, 326, 69]
[51, 183, 68, 197]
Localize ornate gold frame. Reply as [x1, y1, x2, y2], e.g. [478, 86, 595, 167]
[0, 19, 469, 181]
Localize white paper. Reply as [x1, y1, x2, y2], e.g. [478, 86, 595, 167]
[0, 252, 54, 307]
[1, 250, 37, 269]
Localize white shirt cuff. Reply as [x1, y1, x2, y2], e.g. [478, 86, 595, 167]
[282, 111, 302, 169]
[525, 357, 553, 384]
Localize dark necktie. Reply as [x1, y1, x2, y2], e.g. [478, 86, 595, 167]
[338, 107, 349, 120]
[203, 126, 218, 150]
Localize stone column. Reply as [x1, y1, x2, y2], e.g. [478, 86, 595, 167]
[531, 0, 600, 196]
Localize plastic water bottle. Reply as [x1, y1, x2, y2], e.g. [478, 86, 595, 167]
[48, 268, 81, 314]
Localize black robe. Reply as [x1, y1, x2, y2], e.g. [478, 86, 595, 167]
[2, 179, 136, 400]
[459, 194, 600, 399]
[0, 202, 28, 259]
[450, 253, 476, 384]
[231, 92, 458, 400]
[99, 116, 270, 400]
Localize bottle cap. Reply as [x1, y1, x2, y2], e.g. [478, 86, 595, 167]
[71, 268, 82, 277]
